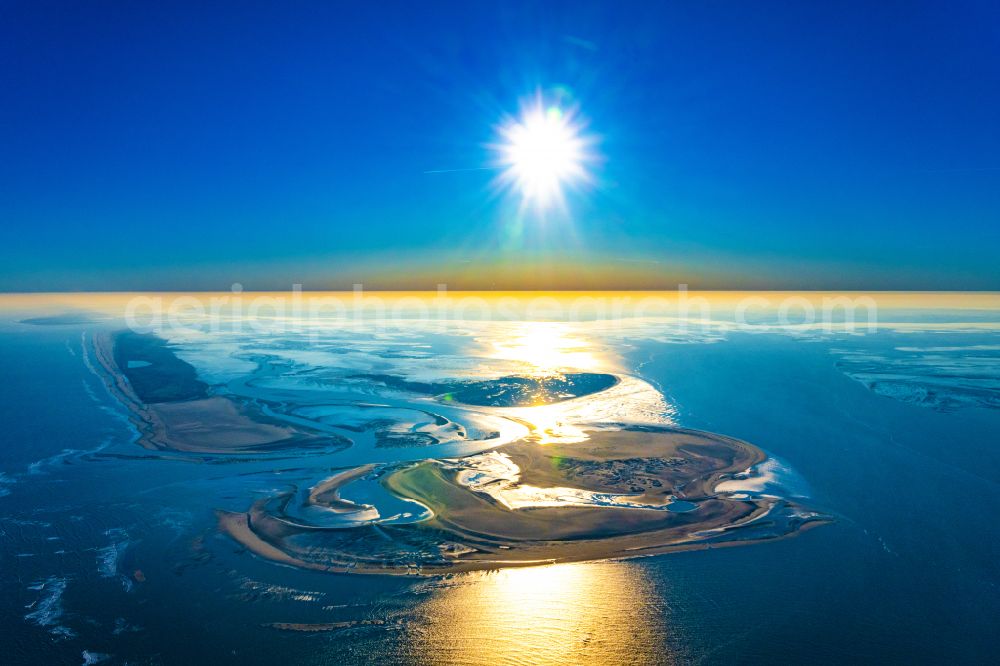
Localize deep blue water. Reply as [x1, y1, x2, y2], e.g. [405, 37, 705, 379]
[1, 318, 999, 664]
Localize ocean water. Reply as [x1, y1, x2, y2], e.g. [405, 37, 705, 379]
[1, 293, 999, 664]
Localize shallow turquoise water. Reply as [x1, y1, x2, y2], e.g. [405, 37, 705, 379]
[1, 310, 999, 664]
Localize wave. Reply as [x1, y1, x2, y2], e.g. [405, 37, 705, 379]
[24, 576, 75, 638]
[96, 529, 133, 591]
[26, 437, 115, 475]
[715, 455, 810, 498]
[0, 472, 14, 498]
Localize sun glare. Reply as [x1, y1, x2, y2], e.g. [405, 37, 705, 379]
[495, 100, 594, 209]
[488, 322, 600, 376]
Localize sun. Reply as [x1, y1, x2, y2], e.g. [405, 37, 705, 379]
[495, 99, 594, 209]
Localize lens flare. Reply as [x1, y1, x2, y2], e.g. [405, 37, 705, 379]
[494, 98, 595, 210]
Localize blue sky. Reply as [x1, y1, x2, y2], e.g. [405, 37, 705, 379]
[1, 1, 998, 290]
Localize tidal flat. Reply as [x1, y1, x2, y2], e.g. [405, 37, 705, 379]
[92, 331, 346, 454]
[90, 328, 823, 575]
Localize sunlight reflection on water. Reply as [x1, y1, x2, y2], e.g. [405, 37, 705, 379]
[487, 322, 603, 377]
[409, 561, 673, 666]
